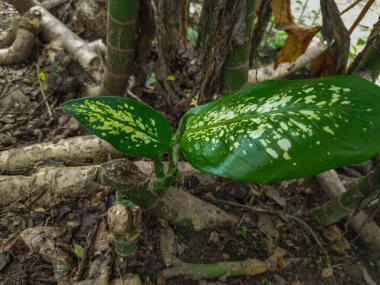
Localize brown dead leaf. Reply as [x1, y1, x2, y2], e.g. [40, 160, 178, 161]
[270, 0, 293, 28]
[275, 25, 320, 68]
[309, 46, 338, 78]
[323, 225, 350, 254]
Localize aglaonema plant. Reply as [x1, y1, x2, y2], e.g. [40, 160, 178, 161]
[63, 75, 380, 226]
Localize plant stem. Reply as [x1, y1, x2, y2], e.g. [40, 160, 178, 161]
[311, 166, 380, 225]
[168, 113, 191, 177]
[161, 248, 286, 279]
[153, 155, 165, 179]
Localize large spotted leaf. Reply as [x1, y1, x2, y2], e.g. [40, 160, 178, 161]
[180, 76, 380, 183]
[64, 97, 172, 157]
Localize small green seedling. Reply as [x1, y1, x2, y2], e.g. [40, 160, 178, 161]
[64, 76, 380, 184]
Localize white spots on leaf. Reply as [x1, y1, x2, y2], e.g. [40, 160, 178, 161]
[329, 85, 341, 92]
[266, 148, 278, 159]
[303, 87, 314, 93]
[316, 141, 320, 145]
[323, 126, 334, 135]
[367, 108, 372, 112]
[277, 138, 291, 151]
[259, 139, 267, 147]
[316, 101, 326, 106]
[234, 142, 240, 149]
[341, 101, 351, 105]
[280, 122, 288, 131]
[283, 152, 291, 160]
[305, 95, 316, 104]
[330, 93, 340, 105]
[343, 88, 350, 92]
[250, 118, 261, 124]
[248, 128, 264, 139]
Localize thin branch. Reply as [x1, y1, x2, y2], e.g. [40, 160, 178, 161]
[34, 63, 53, 118]
[340, 0, 363, 16]
[348, 0, 376, 35]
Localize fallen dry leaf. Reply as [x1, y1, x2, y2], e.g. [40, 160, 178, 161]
[275, 25, 320, 68]
[270, 0, 293, 28]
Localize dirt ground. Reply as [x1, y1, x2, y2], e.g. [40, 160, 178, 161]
[1, 1, 380, 285]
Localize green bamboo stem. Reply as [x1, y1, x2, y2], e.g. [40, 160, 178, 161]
[160, 248, 285, 280]
[222, 0, 256, 93]
[101, 0, 139, 96]
[311, 166, 380, 225]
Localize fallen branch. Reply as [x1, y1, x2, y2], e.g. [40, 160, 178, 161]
[0, 158, 214, 208]
[0, 165, 102, 207]
[0, 135, 121, 174]
[248, 42, 325, 83]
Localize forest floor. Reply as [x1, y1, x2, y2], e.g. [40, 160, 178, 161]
[1, 1, 380, 285]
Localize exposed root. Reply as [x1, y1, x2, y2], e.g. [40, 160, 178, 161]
[0, 15, 40, 65]
[0, 135, 121, 174]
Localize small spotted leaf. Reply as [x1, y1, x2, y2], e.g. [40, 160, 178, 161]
[64, 97, 172, 157]
[180, 76, 380, 183]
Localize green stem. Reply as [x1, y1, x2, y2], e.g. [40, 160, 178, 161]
[311, 166, 380, 225]
[161, 248, 285, 279]
[108, 204, 139, 261]
[168, 113, 191, 177]
[101, 159, 238, 230]
[153, 155, 165, 179]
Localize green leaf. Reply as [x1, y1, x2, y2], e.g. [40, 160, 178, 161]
[180, 76, 380, 183]
[64, 97, 172, 157]
[72, 243, 84, 258]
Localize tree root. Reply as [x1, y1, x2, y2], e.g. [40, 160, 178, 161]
[0, 135, 121, 174]
[0, 165, 103, 207]
[26, 6, 105, 67]
[100, 159, 238, 230]
[0, 15, 40, 65]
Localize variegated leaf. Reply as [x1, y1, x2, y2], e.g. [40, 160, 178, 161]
[180, 76, 380, 183]
[63, 97, 172, 157]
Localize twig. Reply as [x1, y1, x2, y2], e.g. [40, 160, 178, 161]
[348, 0, 376, 35]
[34, 63, 53, 118]
[340, 0, 363, 16]
[213, 198, 327, 253]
